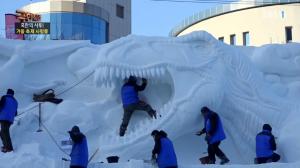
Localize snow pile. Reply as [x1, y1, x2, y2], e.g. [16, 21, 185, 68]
[0, 31, 299, 168]
[0, 143, 55, 168]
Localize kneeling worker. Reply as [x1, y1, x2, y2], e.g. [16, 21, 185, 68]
[151, 130, 178, 168]
[255, 124, 280, 164]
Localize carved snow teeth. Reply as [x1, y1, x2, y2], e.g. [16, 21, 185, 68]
[109, 67, 114, 79]
[94, 64, 169, 88]
[137, 70, 143, 77]
[142, 69, 147, 77]
[115, 68, 120, 78]
[125, 70, 130, 78]
[156, 68, 161, 76]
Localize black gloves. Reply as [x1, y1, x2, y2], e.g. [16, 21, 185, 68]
[142, 78, 147, 84]
[205, 134, 211, 142]
[151, 154, 156, 160]
[195, 130, 205, 136]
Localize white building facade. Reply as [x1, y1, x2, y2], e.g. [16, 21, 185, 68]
[170, 0, 300, 46]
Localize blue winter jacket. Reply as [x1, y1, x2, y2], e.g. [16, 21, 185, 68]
[70, 136, 89, 167]
[157, 137, 178, 168]
[256, 130, 276, 158]
[121, 84, 139, 106]
[0, 95, 18, 123]
[205, 112, 226, 144]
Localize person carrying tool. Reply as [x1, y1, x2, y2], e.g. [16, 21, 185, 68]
[68, 125, 89, 168]
[196, 106, 229, 165]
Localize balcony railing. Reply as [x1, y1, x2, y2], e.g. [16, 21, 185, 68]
[169, 0, 300, 36]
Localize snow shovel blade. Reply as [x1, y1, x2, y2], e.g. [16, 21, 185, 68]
[199, 156, 210, 164]
[143, 159, 157, 166]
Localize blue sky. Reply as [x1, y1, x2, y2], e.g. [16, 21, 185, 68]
[132, 0, 216, 36]
[0, 0, 216, 37]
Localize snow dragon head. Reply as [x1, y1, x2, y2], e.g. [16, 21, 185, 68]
[68, 31, 300, 164]
[67, 31, 229, 159]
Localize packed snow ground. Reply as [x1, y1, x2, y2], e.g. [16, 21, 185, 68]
[0, 31, 299, 168]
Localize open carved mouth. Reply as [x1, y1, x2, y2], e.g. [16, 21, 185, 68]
[94, 63, 176, 140]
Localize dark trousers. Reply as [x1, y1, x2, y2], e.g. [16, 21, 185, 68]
[208, 141, 226, 163]
[256, 153, 280, 164]
[0, 121, 13, 150]
[165, 166, 178, 168]
[120, 101, 155, 134]
[70, 166, 85, 168]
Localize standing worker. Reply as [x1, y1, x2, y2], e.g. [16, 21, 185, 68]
[119, 76, 156, 136]
[0, 89, 18, 153]
[151, 130, 178, 168]
[196, 106, 229, 164]
[68, 125, 89, 168]
[255, 124, 280, 164]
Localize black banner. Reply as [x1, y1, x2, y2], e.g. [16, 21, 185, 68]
[15, 22, 50, 34]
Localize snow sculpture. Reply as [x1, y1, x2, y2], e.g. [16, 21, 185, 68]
[68, 31, 300, 163]
[0, 31, 299, 167]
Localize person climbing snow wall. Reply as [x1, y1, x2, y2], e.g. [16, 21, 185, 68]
[119, 76, 157, 136]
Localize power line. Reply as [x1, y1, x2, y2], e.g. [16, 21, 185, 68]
[151, 0, 238, 3]
[150, 0, 300, 5]
[56, 70, 95, 96]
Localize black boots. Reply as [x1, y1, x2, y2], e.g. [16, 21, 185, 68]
[119, 126, 126, 137]
[152, 110, 157, 119]
[220, 156, 230, 165]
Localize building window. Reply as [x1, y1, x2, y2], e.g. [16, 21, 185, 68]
[281, 11, 284, 19]
[285, 26, 292, 43]
[218, 37, 224, 42]
[243, 32, 250, 46]
[230, 34, 236, 45]
[116, 4, 124, 18]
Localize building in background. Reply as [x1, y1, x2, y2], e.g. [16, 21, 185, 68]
[170, 0, 300, 46]
[5, 14, 24, 40]
[6, 0, 131, 44]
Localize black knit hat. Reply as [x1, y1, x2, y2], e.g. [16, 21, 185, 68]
[263, 124, 272, 131]
[159, 130, 168, 137]
[201, 106, 210, 113]
[68, 125, 80, 134]
[151, 130, 159, 136]
[128, 76, 137, 83]
[7, 89, 14, 95]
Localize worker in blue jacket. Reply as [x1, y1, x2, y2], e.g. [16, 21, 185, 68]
[68, 125, 89, 168]
[151, 130, 177, 168]
[196, 106, 229, 164]
[119, 76, 156, 136]
[255, 124, 280, 164]
[0, 89, 18, 153]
